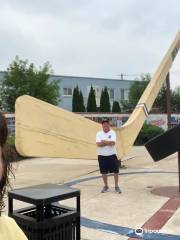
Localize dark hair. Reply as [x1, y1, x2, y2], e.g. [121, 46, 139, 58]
[0, 112, 11, 215]
[101, 118, 109, 124]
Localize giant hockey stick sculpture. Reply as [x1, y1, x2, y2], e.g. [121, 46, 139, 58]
[15, 31, 180, 159]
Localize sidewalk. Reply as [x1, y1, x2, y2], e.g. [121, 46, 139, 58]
[8, 146, 180, 239]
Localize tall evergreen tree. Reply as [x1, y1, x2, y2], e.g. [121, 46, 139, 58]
[79, 90, 85, 112]
[112, 101, 121, 113]
[87, 85, 97, 112]
[100, 87, 111, 112]
[72, 86, 79, 112]
[72, 86, 86, 112]
[100, 88, 104, 112]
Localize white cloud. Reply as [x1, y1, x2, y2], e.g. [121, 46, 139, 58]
[0, 0, 180, 88]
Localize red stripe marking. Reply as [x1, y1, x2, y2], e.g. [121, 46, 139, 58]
[128, 197, 180, 240]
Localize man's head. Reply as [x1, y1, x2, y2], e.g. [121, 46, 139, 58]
[102, 119, 110, 133]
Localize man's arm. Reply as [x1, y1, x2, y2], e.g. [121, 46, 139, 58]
[96, 132, 106, 147]
[105, 141, 115, 146]
[96, 141, 107, 147]
[96, 140, 115, 147]
[107, 131, 116, 146]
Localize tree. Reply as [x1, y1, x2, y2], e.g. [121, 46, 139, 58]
[128, 74, 150, 108]
[72, 86, 85, 112]
[100, 87, 111, 112]
[128, 73, 177, 113]
[0, 82, 3, 111]
[72, 86, 79, 112]
[153, 85, 168, 113]
[1, 56, 60, 112]
[172, 86, 180, 113]
[120, 100, 133, 113]
[135, 122, 165, 145]
[112, 101, 121, 113]
[100, 88, 104, 112]
[79, 90, 85, 112]
[87, 85, 97, 112]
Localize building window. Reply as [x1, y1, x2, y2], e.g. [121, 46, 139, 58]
[120, 89, 125, 100]
[63, 88, 73, 96]
[108, 88, 114, 99]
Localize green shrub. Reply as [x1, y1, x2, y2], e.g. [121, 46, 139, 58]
[112, 101, 121, 113]
[7, 135, 15, 146]
[135, 122, 165, 145]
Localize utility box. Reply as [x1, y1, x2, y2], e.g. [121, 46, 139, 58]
[8, 184, 80, 240]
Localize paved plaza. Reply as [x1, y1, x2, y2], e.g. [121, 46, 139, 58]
[7, 146, 180, 240]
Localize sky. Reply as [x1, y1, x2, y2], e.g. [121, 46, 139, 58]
[0, 0, 180, 89]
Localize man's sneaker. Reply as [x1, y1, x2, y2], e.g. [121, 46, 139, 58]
[101, 186, 109, 193]
[115, 186, 122, 193]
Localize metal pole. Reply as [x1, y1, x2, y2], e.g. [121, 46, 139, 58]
[178, 151, 180, 192]
[166, 73, 171, 129]
[37, 204, 44, 221]
[8, 197, 13, 216]
[76, 195, 81, 240]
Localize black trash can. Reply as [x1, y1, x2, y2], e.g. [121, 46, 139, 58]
[8, 183, 80, 240]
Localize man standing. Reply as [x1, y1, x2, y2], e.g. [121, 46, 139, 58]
[96, 119, 122, 193]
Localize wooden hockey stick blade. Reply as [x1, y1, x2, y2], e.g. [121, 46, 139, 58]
[15, 95, 101, 159]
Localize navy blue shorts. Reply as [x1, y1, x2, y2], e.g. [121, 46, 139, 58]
[98, 154, 119, 174]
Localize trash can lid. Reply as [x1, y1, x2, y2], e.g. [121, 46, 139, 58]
[8, 183, 80, 204]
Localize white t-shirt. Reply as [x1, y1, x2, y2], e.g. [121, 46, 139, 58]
[96, 129, 117, 156]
